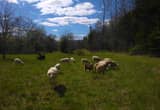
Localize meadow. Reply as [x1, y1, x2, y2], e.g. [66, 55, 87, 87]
[0, 52, 160, 110]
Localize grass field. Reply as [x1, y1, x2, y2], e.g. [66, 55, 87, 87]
[0, 52, 160, 110]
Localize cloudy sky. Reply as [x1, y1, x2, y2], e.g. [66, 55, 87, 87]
[1, 0, 105, 39]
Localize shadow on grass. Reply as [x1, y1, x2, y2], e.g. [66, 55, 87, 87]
[53, 84, 67, 97]
[49, 78, 67, 97]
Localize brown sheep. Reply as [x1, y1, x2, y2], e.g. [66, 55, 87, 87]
[84, 63, 94, 72]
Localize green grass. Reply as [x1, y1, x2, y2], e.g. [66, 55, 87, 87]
[0, 52, 160, 110]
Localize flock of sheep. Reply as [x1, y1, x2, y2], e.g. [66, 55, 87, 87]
[13, 55, 119, 81]
[47, 56, 119, 80]
[12, 55, 118, 97]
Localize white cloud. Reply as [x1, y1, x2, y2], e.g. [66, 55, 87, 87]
[4, 0, 96, 17]
[40, 21, 58, 27]
[5, 0, 18, 4]
[35, 0, 73, 15]
[35, 1, 96, 16]
[5, 0, 99, 27]
[40, 16, 99, 27]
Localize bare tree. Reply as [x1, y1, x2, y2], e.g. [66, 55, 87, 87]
[0, 2, 15, 59]
[0, 2, 35, 59]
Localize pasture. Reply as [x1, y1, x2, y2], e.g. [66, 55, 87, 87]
[0, 52, 160, 110]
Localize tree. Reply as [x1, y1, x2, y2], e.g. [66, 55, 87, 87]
[0, 2, 14, 59]
[60, 33, 74, 53]
[26, 27, 46, 53]
[0, 2, 35, 58]
[45, 35, 58, 52]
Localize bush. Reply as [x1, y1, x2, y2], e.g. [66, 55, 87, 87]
[129, 45, 147, 55]
[73, 49, 91, 56]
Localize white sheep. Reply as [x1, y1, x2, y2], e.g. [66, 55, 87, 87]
[47, 67, 59, 78]
[92, 56, 101, 62]
[94, 60, 109, 73]
[103, 58, 112, 62]
[54, 63, 61, 70]
[94, 59, 119, 73]
[81, 58, 90, 64]
[14, 58, 24, 64]
[70, 57, 75, 62]
[59, 58, 70, 63]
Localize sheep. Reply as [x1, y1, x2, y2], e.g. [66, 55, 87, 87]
[94, 60, 112, 73]
[107, 60, 119, 70]
[54, 63, 61, 70]
[14, 58, 24, 64]
[95, 59, 119, 73]
[37, 53, 45, 60]
[47, 66, 59, 78]
[81, 58, 90, 64]
[60, 58, 71, 63]
[92, 56, 102, 62]
[103, 58, 112, 62]
[84, 62, 94, 72]
[70, 57, 75, 62]
[103, 58, 119, 69]
[94, 60, 110, 73]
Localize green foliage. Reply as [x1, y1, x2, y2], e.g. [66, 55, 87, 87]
[129, 45, 147, 55]
[73, 49, 91, 56]
[85, 0, 160, 56]
[59, 33, 75, 53]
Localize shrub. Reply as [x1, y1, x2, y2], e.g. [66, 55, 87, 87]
[73, 49, 91, 56]
[129, 45, 147, 55]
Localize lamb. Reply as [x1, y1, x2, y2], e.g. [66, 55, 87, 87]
[60, 58, 70, 63]
[47, 63, 61, 79]
[54, 63, 61, 70]
[84, 63, 94, 72]
[92, 56, 102, 62]
[47, 67, 59, 78]
[81, 58, 90, 64]
[70, 57, 75, 62]
[14, 58, 24, 64]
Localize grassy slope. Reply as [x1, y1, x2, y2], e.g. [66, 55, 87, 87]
[0, 52, 160, 110]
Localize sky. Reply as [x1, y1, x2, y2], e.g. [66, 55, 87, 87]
[1, 0, 106, 39]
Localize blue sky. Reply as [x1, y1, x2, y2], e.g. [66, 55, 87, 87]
[2, 0, 107, 39]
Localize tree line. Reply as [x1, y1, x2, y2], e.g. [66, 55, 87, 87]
[85, 0, 160, 56]
[0, 0, 160, 59]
